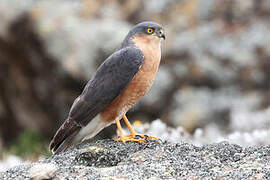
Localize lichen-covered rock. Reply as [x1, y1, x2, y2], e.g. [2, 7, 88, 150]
[1, 140, 270, 179]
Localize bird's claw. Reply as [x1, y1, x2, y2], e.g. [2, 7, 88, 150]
[136, 134, 160, 141]
[116, 136, 146, 143]
[116, 134, 160, 143]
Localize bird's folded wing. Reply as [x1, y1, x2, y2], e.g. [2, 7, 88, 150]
[49, 47, 144, 152]
[70, 47, 144, 126]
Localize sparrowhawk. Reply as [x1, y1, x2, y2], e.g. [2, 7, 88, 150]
[49, 21, 165, 154]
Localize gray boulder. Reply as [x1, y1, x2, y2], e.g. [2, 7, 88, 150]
[1, 139, 270, 179]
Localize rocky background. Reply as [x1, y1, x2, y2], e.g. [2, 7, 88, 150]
[1, 0, 270, 171]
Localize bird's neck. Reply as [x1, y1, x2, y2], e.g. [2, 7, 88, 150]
[133, 35, 161, 51]
[133, 34, 161, 71]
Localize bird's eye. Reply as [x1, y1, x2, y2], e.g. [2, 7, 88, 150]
[146, 28, 154, 34]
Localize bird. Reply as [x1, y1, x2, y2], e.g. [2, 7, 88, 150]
[49, 21, 165, 154]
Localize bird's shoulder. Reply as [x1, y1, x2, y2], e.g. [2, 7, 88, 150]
[102, 46, 144, 69]
[82, 46, 144, 94]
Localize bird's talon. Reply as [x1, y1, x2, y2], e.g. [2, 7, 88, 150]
[115, 136, 146, 143]
[115, 134, 160, 143]
[135, 135, 142, 138]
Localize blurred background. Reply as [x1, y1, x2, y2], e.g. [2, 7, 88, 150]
[1, 0, 270, 170]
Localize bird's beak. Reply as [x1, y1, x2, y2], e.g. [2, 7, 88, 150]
[158, 29, 165, 40]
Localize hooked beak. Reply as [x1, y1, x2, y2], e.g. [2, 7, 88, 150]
[158, 29, 165, 40]
[161, 33, 166, 39]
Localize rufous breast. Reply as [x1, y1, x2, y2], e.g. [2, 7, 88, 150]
[101, 34, 162, 122]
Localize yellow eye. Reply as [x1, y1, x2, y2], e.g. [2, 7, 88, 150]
[147, 28, 154, 34]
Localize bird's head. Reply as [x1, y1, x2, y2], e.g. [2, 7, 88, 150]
[121, 21, 165, 48]
[130, 21, 165, 40]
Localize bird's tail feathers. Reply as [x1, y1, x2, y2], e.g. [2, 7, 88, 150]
[49, 118, 81, 154]
[49, 115, 108, 154]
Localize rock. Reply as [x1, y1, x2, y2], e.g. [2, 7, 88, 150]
[29, 163, 57, 180]
[1, 139, 270, 179]
[0, 155, 26, 173]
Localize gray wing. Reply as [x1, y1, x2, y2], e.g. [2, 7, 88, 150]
[49, 47, 144, 153]
[70, 47, 144, 125]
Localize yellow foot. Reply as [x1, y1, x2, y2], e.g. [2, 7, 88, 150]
[115, 135, 146, 143]
[115, 134, 160, 143]
[137, 134, 160, 141]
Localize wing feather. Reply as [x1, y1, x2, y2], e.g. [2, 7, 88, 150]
[49, 47, 144, 152]
[70, 47, 144, 126]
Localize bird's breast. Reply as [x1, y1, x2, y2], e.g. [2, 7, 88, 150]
[100, 36, 161, 122]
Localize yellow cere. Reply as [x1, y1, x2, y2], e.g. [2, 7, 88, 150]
[147, 28, 154, 34]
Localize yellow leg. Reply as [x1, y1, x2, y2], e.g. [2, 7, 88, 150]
[115, 115, 160, 143]
[115, 117, 124, 137]
[123, 115, 136, 136]
[115, 116, 145, 142]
